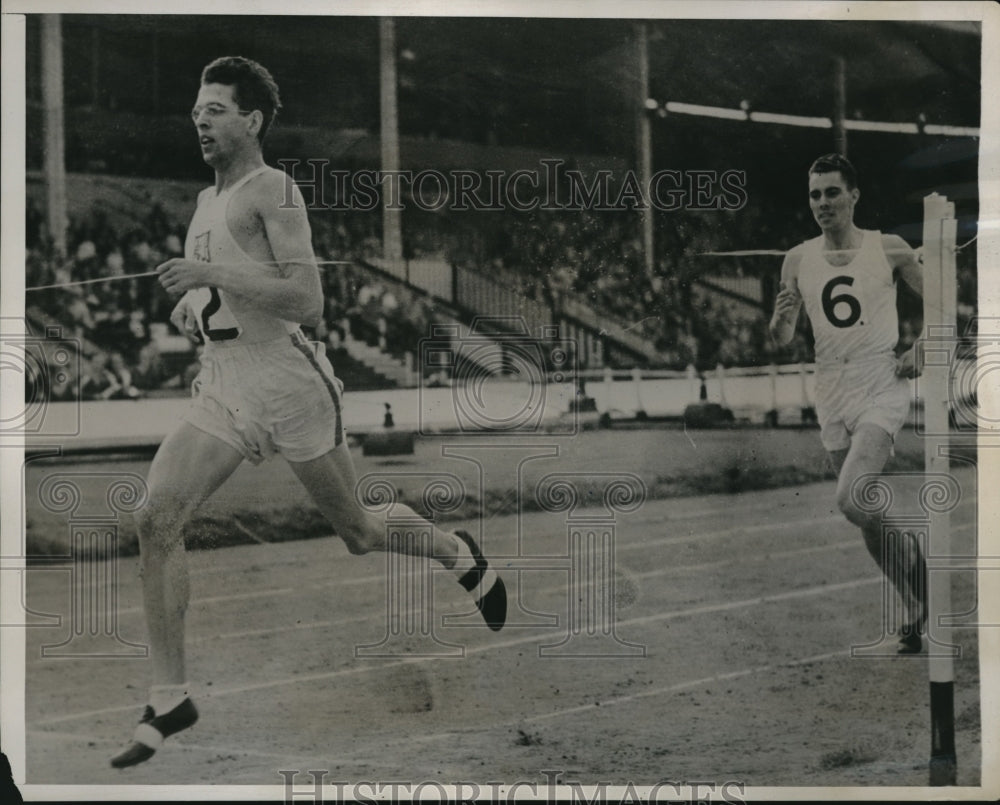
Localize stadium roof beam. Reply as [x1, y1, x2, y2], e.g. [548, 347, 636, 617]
[652, 100, 978, 138]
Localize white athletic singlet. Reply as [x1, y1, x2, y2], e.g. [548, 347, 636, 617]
[183, 166, 300, 346]
[796, 229, 899, 366]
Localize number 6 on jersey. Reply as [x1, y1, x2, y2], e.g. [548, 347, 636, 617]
[822, 275, 862, 328]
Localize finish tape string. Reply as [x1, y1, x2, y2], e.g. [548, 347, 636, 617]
[25, 259, 355, 292]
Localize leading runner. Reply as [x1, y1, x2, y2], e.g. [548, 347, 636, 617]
[111, 57, 506, 768]
[769, 153, 927, 655]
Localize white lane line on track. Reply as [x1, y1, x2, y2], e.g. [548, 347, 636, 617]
[35, 520, 825, 618]
[108, 565, 391, 617]
[617, 515, 844, 552]
[28, 519, 976, 662]
[19, 539, 879, 658]
[619, 505, 978, 552]
[191, 611, 373, 644]
[80, 493, 982, 581]
[180, 532, 932, 643]
[628, 496, 814, 525]
[201, 521, 977, 642]
[631, 538, 859, 578]
[389, 649, 853, 749]
[77, 511, 977, 617]
[28, 647, 854, 768]
[271, 650, 876, 768]
[24, 728, 339, 768]
[144, 500, 817, 580]
[166, 503, 831, 575]
[632, 518, 976, 577]
[34, 573, 884, 727]
[519, 649, 847, 724]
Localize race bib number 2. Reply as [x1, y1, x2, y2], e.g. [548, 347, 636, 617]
[196, 286, 241, 342]
[190, 231, 241, 342]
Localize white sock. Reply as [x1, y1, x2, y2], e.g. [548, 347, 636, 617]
[450, 535, 499, 603]
[150, 684, 190, 714]
[450, 535, 477, 578]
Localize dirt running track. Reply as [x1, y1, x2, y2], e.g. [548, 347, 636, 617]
[17, 430, 984, 794]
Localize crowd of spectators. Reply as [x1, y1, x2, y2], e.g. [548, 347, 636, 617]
[26, 183, 974, 402]
[25, 200, 450, 400]
[309, 212, 445, 361]
[27, 197, 189, 401]
[415, 195, 974, 369]
[417, 201, 806, 369]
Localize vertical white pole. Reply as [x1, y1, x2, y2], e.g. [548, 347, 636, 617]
[921, 192, 957, 785]
[42, 14, 66, 258]
[635, 22, 654, 278]
[798, 362, 810, 408]
[404, 351, 415, 388]
[770, 364, 779, 406]
[380, 17, 403, 273]
[632, 367, 645, 417]
[833, 55, 847, 157]
[715, 362, 727, 407]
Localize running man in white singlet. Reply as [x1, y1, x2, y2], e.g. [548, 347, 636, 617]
[111, 57, 507, 769]
[769, 153, 927, 654]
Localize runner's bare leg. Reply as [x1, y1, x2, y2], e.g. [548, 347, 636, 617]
[135, 422, 245, 685]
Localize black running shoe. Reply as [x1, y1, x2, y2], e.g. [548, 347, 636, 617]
[897, 538, 928, 654]
[110, 698, 198, 768]
[454, 530, 507, 631]
[898, 599, 928, 655]
[897, 623, 923, 654]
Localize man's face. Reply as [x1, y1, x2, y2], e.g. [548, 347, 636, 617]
[808, 170, 859, 233]
[191, 83, 255, 165]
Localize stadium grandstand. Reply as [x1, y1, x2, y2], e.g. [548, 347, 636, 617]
[24, 15, 979, 400]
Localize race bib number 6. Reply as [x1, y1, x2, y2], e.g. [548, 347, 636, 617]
[821, 275, 862, 328]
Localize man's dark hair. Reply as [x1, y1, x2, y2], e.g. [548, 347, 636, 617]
[809, 153, 858, 191]
[201, 56, 282, 142]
